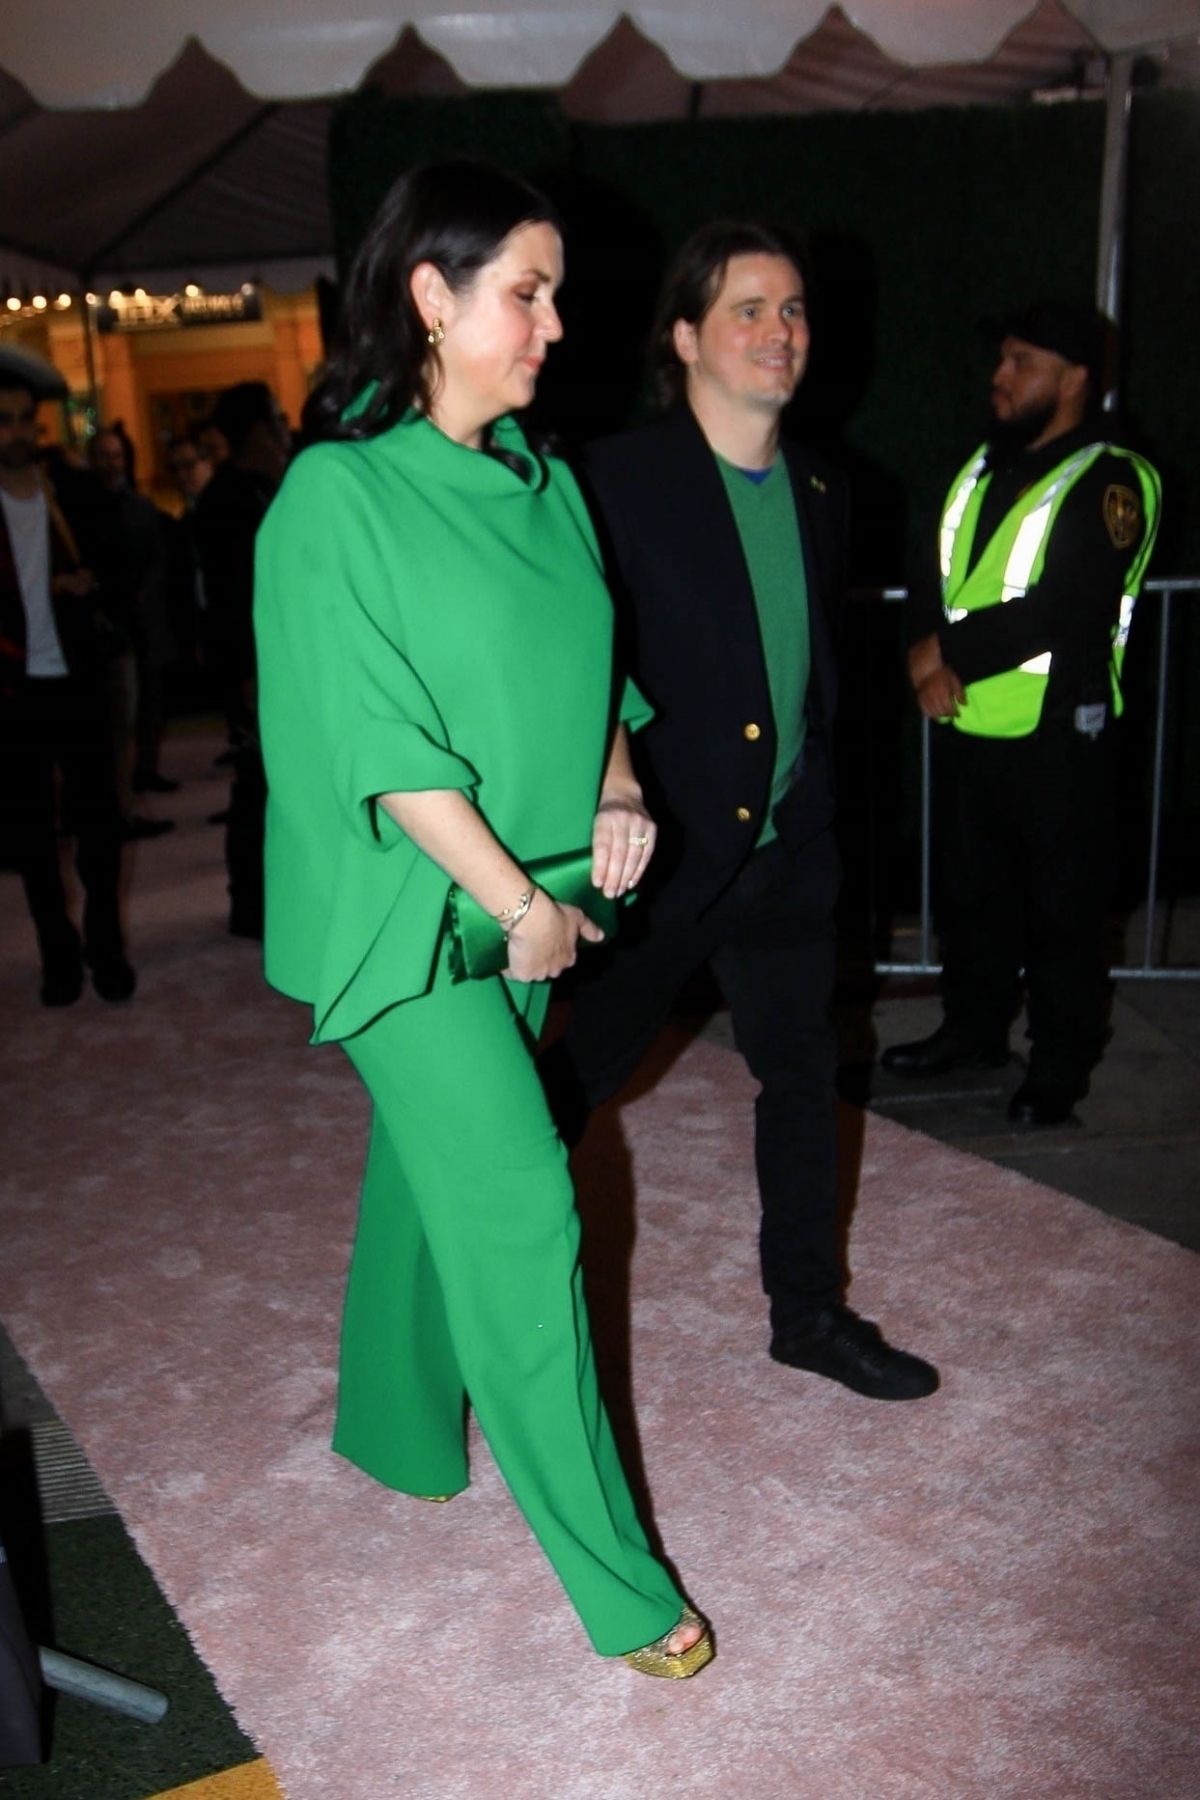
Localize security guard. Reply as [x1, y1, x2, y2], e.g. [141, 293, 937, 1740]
[543, 220, 938, 1401]
[883, 302, 1161, 1125]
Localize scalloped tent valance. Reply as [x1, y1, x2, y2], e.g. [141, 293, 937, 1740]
[1, 1, 1198, 292]
[3, 1, 1199, 108]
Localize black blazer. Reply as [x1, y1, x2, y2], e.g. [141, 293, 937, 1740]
[580, 406, 847, 919]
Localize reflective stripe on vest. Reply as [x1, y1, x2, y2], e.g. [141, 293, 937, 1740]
[939, 450, 987, 586]
[938, 441, 1161, 738]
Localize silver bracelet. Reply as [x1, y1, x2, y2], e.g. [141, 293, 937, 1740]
[496, 887, 535, 936]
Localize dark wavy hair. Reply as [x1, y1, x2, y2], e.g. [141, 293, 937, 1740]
[650, 219, 811, 410]
[303, 161, 562, 444]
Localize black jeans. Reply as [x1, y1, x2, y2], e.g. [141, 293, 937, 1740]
[550, 830, 842, 1335]
[933, 723, 1117, 1092]
[1, 674, 124, 964]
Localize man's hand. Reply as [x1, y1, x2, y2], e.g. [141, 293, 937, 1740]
[51, 568, 97, 599]
[906, 632, 943, 691]
[915, 665, 966, 720]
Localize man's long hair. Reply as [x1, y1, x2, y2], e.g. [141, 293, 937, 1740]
[650, 219, 811, 409]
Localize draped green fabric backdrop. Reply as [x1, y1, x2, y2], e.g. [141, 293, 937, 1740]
[327, 88, 1200, 901]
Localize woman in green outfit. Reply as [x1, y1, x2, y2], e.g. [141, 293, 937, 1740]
[253, 162, 712, 1677]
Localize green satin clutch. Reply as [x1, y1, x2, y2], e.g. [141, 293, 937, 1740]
[446, 847, 619, 981]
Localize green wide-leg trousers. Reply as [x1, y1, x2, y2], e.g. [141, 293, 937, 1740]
[334, 952, 683, 1656]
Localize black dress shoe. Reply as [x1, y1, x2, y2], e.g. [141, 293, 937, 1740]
[770, 1306, 939, 1401]
[88, 955, 137, 1003]
[40, 953, 84, 1007]
[1007, 1080, 1079, 1127]
[880, 1022, 1009, 1077]
[121, 815, 176, 841]
[133, 771, 180, 794]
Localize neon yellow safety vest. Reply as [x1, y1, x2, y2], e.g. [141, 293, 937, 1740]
[939, 440, 1161, 738]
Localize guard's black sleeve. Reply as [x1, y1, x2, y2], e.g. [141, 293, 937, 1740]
[938, 453, 1144, 685]
[905, 570, 944, 646]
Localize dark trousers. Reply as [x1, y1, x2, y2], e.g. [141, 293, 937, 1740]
[225, 737, 265, 936]
[551, 830, 842, 1335]
[0, 675, 124, 964]
[933, 723, 1116, 1093]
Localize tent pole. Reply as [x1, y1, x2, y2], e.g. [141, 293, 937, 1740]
[78, 285, 102, 439]
[1095, 50, 1133, 412]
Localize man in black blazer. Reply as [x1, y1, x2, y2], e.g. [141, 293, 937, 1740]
[548, 221, 937, 1401]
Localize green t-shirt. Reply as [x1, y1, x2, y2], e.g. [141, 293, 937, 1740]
[715, 455, 810, 847]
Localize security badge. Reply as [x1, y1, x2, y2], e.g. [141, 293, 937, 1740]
[1103, 484, 1141, 549]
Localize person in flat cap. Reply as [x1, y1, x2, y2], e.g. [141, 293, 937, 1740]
[882, 302, 1162, 1125]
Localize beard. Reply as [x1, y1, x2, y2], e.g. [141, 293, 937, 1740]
[0, 440, 37, 471]
[986, 395, 1057, 462]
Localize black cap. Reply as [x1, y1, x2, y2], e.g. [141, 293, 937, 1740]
[0, 344, 68, 400]
[993, 300, 1108, 385]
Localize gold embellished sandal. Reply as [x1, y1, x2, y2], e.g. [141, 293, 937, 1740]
[622, 1605, 714, 1679]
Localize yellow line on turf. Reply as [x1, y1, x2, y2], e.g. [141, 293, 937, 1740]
[147, 1759, 286, 1800]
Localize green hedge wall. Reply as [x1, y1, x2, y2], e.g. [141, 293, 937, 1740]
[329, 88, 1197, 573]
[327, 89, 1200, 890]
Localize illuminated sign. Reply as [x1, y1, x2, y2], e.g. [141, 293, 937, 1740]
[95, 288, 263, 333]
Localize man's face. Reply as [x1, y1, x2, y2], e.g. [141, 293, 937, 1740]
[0, 387, 39, 472]
[246, 410, 291, 480]
[673, 253, 809, 420]
[989, 336, 1080, 439]
[167, 442, 212, 501]
[92, 431, 128, 490]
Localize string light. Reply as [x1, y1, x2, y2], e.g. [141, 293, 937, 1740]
[32, 294, 48, 310]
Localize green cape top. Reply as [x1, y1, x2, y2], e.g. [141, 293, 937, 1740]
[254, 411, 648, 1042]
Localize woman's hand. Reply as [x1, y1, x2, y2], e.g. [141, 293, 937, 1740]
[591, 792, 656, 899]
[504, 891, 605, 982]
[591, 724, 656, 898]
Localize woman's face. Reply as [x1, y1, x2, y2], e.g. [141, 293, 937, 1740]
[417, 220, 564, 446]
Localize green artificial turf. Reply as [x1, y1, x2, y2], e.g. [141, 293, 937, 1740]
[0, 1515, 256, 1799]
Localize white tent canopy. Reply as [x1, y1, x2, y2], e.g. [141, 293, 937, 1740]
[1, 1, 1198, 291]
[5, 1, 1200, 107]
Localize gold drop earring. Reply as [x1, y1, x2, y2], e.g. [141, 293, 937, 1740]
[427, 318, 445, 347]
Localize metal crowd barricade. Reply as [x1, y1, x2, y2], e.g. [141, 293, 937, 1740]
[870, 577, 1200, 983]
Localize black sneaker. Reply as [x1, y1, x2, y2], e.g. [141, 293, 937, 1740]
[771, 1306, 939, 1401]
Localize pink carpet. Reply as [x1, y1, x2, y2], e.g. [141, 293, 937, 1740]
[1, 736, 1198, 1798]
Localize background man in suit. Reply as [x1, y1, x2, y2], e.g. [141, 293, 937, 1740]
[193, 382, 291, 939]
[0, 377, 135, 1004]
[546, 222, 937, 1401]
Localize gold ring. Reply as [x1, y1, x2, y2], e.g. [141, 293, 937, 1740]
[629, 834, 649, 846]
